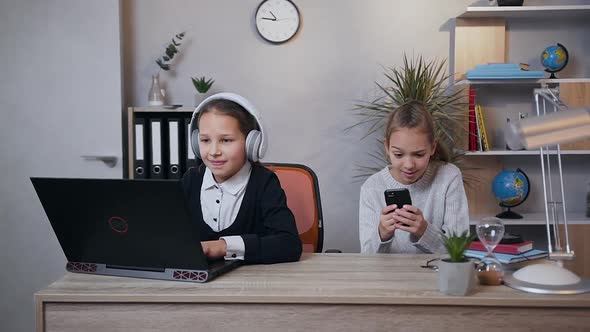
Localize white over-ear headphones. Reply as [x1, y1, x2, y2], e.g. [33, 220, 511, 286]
[188, 92, 268, 162]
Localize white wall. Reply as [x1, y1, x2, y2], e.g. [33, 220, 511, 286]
[0, 1, 122, 331]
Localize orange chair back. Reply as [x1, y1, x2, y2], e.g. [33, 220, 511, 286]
[264, 163, 323, 253]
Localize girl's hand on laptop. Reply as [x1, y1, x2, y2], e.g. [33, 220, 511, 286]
[201, 240, 227, 260]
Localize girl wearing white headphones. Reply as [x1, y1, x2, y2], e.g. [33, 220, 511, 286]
[182, 93, 302, 264]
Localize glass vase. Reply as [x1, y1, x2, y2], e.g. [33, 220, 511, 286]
[148, 73, 165, 106]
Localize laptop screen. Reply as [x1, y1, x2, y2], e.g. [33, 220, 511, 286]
[31, 178, 210, 271]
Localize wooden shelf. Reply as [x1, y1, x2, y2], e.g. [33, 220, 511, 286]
[132, 106, 194, 113]
[470, 212, 590, 226]
[463, 150, 590, 156]
[456, 78, 590, 86]
[458, 5, 590, 19]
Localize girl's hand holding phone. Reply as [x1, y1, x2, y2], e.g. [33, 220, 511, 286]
[378, 204, 399, 242]
[392, 205, 427, 238]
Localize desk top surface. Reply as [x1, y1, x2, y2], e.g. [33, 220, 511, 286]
[36, 253, 590, 307]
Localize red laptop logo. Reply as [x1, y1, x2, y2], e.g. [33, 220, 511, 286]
[108, 216, 128, 234]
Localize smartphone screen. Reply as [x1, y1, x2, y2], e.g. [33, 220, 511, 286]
[384, 189, 412, 227]
[384, 188, 412, 208]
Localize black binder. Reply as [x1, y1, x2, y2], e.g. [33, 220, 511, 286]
[133, 117, 148, 179]
[167, 118, 182, 179]
[149, 118, 166, 179]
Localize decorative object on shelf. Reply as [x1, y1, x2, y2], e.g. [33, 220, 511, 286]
[148, 32, 186, 106]
[255, 0, 300, 44]
[466, 63, 544, 80]
[502, 87, 590, 294]
[191, 76, 215, 106]
[497, 0, 524, 6]
[350, 54, 474, 184]
[541, 43, 569, 79]
[148, 73, 166, 106]
[492, 168, 530, 219]
[475, 216, 505, 286]
[155, 32, 186, 71]
[438, 230, 477, 296]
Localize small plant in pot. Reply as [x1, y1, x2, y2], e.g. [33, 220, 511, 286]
[191, 76, 215, 106]
[439, 230, 477, 296]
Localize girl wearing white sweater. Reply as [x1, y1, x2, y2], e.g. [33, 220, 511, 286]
[359, 101, 469, 254]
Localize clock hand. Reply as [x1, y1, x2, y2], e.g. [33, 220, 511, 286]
[261, 17, 276, 21]
[270, 11, 277, 20]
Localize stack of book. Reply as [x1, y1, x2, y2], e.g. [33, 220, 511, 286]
[465, 240, 548, 264]
[466, 63, 545, 80]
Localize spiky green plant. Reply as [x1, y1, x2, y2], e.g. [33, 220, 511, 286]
[441, 230, 476, 262]
[191, 76, 215, 94]
[349, 53, 478, 185]
[155, 32, 186, 71]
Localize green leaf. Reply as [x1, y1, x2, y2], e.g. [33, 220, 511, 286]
[441, 230, 476, 262]
[191, 76, 215, 93]
[155, 59, 170, 71]
[155, 32, 186, 71]
[349, 53, 476, 186]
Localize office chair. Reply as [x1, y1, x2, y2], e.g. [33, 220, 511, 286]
[264, 163, 324, 253]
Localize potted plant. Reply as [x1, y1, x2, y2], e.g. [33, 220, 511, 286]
[191, 76, 215, 106]
[438, 230, 477, 296]
[148, 32, 186, 106]
[350, 53, 477, 185]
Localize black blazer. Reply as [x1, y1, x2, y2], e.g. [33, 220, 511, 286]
[181, 164, 302, 264]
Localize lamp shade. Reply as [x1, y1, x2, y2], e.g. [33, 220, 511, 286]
[505, 108, 590, 150]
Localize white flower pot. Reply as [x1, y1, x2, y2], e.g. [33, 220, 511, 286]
[438, 259, 476, 296]
[195, 92, 212, 107]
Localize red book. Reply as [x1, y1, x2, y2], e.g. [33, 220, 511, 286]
[469, 240, 533, 255]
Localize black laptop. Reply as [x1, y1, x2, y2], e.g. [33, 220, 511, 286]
[30, 177, 241, 282]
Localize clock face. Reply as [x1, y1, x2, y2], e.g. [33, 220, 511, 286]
[255, 0, 300, 44]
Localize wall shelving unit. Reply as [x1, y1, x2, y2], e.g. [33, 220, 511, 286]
[454, 5, 590, 277]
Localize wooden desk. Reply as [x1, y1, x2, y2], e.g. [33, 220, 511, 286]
[36, 254, 590, 332]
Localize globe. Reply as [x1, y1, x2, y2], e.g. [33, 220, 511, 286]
[541, 43, 569, 78]
[492, 168, 530, 219]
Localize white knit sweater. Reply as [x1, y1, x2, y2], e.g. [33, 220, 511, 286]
[359, 161, 469, 254]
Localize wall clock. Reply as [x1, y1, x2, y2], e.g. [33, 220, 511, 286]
[255, 0, 300, 44]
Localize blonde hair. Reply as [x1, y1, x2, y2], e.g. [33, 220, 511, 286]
[384, 100, 449, 162]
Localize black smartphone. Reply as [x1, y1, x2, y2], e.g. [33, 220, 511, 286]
[384, 188, 412, 209]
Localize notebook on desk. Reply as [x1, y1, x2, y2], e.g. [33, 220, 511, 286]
[30, 177, 241, 283]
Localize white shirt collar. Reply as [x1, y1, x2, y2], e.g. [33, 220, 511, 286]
[201, 162, 252, 196]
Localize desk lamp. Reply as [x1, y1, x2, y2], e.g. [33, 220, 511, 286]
[503, 87, 590, 294]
